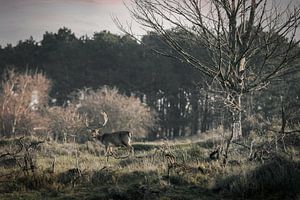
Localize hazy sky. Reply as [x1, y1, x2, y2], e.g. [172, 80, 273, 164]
[0, 0, 299, 46]
[0, 0, 136, 46]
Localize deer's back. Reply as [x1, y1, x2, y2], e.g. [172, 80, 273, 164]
[101, 131, 131, 147]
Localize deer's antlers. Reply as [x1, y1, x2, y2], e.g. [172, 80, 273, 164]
[85, 111, 108, 129]
[100, 111, 108, 127]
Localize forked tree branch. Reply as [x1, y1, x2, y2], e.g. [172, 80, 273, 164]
[115, 0, 300, 110]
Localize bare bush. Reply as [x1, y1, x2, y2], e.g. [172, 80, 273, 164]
[243, 114, 271, 136]
[0, 69, 51, 137]
[43, 86, 156, 143]
[75, 86, 157, 138]
[0, 70, 156, 141]
[0, 136, 44, 177]
[46, 105, 87, 143]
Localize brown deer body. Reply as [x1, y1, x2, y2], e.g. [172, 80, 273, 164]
[92, 130, 134, 157]
[87, 112, 134, 160]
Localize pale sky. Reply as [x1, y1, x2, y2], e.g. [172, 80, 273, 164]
[0, 0, 299, 46]
[0, 0, 139, 46]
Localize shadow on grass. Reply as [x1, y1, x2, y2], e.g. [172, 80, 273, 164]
[214, 156, 300, 199]
[86, 168, 216, 200]
[0, 162, 235, 200]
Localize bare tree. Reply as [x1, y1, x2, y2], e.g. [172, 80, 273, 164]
[0, 69, 51, 137]
[116, 0, 300, 142]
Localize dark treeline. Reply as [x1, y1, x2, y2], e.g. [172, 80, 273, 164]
[0, 27, 299, 139]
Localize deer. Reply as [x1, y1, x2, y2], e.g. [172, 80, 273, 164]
[86, 111, 134, 161]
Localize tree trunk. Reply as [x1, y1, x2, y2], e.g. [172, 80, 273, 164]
[201, 93, 209, 133]
[280, 96, 286, 134]
[232, 94, 242, 139]
[190, 90, 199, 135]
[222, 95, 242, 165]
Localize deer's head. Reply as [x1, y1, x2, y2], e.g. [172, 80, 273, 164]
[91, 128, 100, 138]
[85, 111, 108, 138]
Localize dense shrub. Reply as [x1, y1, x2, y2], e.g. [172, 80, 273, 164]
[0, 69, 156, 142]
[0, 69, 51, 137]
[43, 86, 157, 142]
[45, 104, 86, 142]
[74, 86, 157, 138]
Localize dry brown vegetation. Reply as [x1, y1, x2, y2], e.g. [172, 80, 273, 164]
[0, 69, 51, 137]
[0, 129, 299, 200]
[0, 71, 299, 200]
[0, 70, 156, 142]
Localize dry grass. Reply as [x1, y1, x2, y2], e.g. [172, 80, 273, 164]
[214, 156, 300, 199]
[0, 133, 299, 200]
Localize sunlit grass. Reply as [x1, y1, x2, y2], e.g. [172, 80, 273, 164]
[0, 133, 299, 200]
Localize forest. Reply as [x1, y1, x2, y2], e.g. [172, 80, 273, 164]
[1, 27, 299, 139]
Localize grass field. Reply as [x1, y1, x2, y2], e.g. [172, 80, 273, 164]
[0, 132, 299, 200]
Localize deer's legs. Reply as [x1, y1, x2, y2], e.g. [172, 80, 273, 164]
[130, 146, 134, 155]
[105, 146, 113, 162]
[126, 145, 134, 156]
